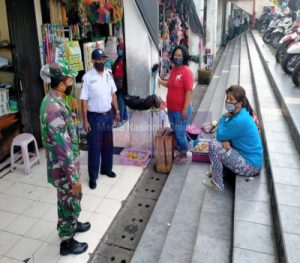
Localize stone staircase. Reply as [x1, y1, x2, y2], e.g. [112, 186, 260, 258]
[130, 30, 300, 263]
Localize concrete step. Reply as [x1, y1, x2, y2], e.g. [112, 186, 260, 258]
[251, 30, 300, 155]
[157, 163, 207, 263]
[190, 36, 241, 263]
[191, 178, 234, 263]
[192, 39, 235, 126]
[130, 161, 191, 263]
[246, 30, 300, 263]
[132, 38, 237, 263]
[155, 38, 238, 263]
[231, 32, 279, 263]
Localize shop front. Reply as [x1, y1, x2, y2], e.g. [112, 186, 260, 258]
[0, 0, 205, 159]
[0, 0, 43, 161]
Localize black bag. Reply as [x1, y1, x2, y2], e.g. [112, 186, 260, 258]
[124, 94, 161, 111]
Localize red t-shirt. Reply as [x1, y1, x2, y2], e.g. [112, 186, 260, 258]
[113, 58, 124, 78]
[167, 65, 194, 112]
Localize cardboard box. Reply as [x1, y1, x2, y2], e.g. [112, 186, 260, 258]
[155, 128, 174, 174]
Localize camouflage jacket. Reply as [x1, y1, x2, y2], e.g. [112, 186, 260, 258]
[40, 89, 80, 187]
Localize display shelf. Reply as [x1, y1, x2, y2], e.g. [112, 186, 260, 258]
[0, 44, 15, 50]
[0, 66, 14, 72]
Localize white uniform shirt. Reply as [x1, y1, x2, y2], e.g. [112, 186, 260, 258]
[80, 67, 117, 113]
[234, 18, 241, 27]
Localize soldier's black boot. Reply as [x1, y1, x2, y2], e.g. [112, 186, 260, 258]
[60, 237, 88, 256]
[75, 222, 91, 233]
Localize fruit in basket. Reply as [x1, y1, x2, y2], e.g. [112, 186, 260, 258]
[127, 152, 138, 159]
[194, 142, 209, 152]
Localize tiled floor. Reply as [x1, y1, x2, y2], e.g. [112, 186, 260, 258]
[0, 150, 144, 262]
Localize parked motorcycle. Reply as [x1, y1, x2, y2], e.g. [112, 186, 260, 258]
[270, 16, 294, 48]
[292, 60, 300, 86]
[259, 13, 275, 33]
[263, 15, 285, 44]
[281, 40, 300, 74]
[275, 24, 300, 63]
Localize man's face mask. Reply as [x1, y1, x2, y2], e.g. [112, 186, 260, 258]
[95, 62, 105, 72]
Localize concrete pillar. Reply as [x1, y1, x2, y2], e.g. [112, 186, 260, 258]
[206, 0, 218, 55]
[216, 0, 224, 49]
[124, 0, 155, 97]
[119, 0, 159, 149]
[189, 0, 204, 81]
[225, 1, 232, 34]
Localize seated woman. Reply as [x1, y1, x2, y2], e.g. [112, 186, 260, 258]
[203, 85, 263, 190]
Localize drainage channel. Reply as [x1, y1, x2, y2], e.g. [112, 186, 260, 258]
[88, 162, 168, 263]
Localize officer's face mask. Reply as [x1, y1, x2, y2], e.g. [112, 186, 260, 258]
[95, 62, 105, 72]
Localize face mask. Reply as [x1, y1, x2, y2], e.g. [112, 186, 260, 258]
[173, 57, 183, 66]
[225, 102, 236, 113]
[95, 62, 105, 72]
[65, 85, 73, 96]
[117, 50, 124, 57]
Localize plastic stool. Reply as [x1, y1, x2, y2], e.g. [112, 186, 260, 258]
[10, 133, 40, 174]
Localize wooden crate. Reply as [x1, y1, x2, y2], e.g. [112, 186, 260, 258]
[155, 128, 174, 174]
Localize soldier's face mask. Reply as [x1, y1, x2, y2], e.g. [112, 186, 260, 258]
[65, 85, 73, 96]
[58, 78, 73, 96]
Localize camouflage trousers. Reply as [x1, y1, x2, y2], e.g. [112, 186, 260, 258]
[57, 184, 82, 241]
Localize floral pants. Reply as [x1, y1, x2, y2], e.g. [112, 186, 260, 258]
[209, 140, 261, 190]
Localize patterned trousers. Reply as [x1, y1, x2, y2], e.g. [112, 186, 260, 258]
[209, 140, 261, 190]
[57, 183, 82, 240]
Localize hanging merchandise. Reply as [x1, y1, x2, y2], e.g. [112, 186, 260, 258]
[83, 0, 123, 25]
[42, 24, 72, 64]
[109, 0, 124, 24]
[65, 0, 81, 25]
[114, 22, 123, 38]
[104, 36, 118, 63]
[83, 41, 105, 71]
[64, 41, 84, 71]
[96, 0, 110, 24]
[85, 3, 99, 24]
[50, 0, 63, 24]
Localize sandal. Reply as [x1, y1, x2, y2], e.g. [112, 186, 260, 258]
[174, 152, 187, 164]
[202, 178, 223, 191]
[206, 169, 212, 178]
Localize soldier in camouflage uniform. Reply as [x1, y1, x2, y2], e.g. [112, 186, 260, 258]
[40, 61, 91, 256]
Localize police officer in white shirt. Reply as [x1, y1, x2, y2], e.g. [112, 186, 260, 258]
[233, 15, 241, 37]
[80, 48, 120, 190]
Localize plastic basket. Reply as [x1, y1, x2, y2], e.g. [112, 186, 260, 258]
[191, 139, 211, 163]
[120, 148, 151, 168]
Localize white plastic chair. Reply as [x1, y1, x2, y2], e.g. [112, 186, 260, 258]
[10, 133, 40, 174]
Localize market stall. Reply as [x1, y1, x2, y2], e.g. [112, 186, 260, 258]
[39, 0, 128, 140]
